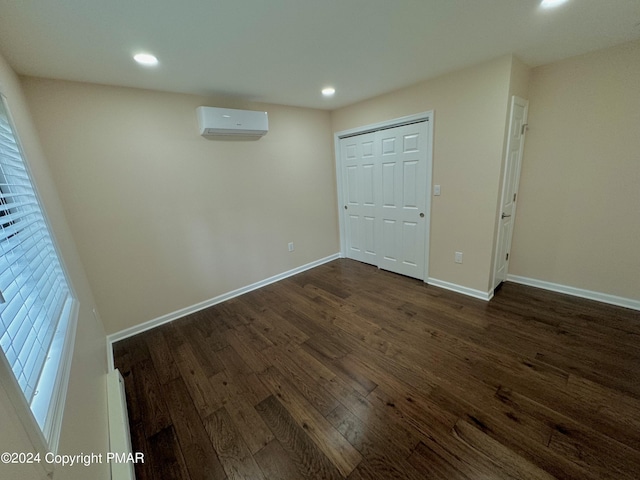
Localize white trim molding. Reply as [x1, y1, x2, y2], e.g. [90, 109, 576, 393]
[106, 370, 135, 480]
[506, 275, 640, 311]
[427, 277, 494, 301]
[107, 253, 341, 368]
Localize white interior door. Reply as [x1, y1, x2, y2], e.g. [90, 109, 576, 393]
[494, 96, 528, 288]
[340, 121, 429, 280]
[378, 124, 427, 278]
[341, 131, 380, 266]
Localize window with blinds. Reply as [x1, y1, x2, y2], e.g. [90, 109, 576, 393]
[0, 94, 76, 447]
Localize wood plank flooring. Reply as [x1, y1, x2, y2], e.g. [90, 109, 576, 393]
[113, 259, 640, 479]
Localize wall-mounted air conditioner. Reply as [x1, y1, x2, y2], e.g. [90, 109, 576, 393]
[196, 106, 268, 137]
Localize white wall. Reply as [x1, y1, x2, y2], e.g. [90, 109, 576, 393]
[510, 39, 640, 301]
[0, 53, 110, 480]
[332, 55, 516, 295]
[21, 78, 340, 334]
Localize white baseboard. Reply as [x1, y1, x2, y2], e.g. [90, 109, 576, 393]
[106, 370, 135, 480]
[427, 277, 494, 301]
[106, 253, 341, 369]
[506, 274, 640, 311]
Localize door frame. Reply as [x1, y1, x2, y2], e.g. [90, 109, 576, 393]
[491, 96, 528, 290]
[334, 111, 434, 281]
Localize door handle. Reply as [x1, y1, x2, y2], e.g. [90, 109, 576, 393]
[419, 213, 425, 218]
[501, 213, 511, 219]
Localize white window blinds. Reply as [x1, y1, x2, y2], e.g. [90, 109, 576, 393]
[0, 95, 74, 435]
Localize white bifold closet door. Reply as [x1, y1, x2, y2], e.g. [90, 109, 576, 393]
[341, 122, 428, 280]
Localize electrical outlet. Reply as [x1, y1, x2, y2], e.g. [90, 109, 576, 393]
[288, 242, 295, 252]
[455, 251, 463, 264]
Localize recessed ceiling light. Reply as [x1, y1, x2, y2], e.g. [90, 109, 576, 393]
[133, 53, 158, 66]
[322, 87, 336, 97]
[540, 0, 569, 9]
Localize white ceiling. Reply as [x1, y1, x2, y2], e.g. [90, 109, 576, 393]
[0, 0, 639, 110]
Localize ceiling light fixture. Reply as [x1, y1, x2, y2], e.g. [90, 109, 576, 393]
[322, 87, 336, 97]
[133, 53, 158, 66]
[540, 0, 569, 9]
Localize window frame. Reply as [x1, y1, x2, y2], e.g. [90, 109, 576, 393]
[0, 91, 79, 457]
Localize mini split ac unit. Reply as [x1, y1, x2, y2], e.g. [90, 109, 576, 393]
[196, 106, 269, 137]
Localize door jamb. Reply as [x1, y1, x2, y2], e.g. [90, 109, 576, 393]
[334, 111, 434, 281]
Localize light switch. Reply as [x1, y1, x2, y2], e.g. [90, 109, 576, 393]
[434, 185, 441, 196]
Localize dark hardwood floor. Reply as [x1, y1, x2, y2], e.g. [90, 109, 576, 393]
[113, 259, 640, 479]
